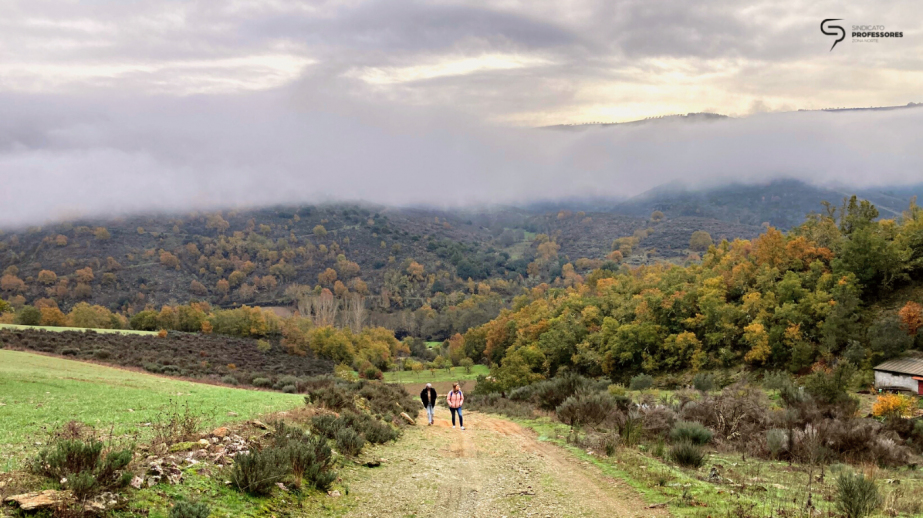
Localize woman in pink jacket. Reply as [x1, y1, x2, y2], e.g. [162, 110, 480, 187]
[446, 382, 465, 430]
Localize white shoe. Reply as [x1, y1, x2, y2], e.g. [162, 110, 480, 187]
[461, 426, 465, 430]
[452, 425, 455, 429]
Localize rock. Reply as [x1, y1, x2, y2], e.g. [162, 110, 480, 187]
[364, 459, 382, 468]
[276, 482, 288, 492]
[400, 412, 416, 425]
[130, 476, 144, 489]
[169, 441, 199, 453]
[227, 411, 239, 417]
[211, 427, 230, 438]
[250, 420, 270, 430]
[197, 439, 210, 447]
[327, 490, 341, 498]
[3, 490, 73, 511]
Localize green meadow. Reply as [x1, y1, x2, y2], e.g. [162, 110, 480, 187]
[0, 322, 158, 335]
[0, 350, 304, 471]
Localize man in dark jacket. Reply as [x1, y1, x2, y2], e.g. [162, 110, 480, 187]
[420, 383, 437, 425]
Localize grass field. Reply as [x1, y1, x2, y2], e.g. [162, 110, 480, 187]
[425, 341, 442, 349]
[0, 322, 158, 335]
[0, 350, 304, 471]
[385, 363, 489, 383]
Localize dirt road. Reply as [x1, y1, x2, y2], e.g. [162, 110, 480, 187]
[330, 410, 670, 518]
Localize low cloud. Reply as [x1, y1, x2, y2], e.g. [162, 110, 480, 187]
[1, 83, 921, 228]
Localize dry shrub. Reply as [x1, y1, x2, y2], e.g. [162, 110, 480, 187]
[556, 392, 619, 427]
[641, 406, 676, 438]
[679, 382, 771, 443]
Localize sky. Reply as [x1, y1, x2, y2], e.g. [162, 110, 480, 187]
[1, 0, 922, 227]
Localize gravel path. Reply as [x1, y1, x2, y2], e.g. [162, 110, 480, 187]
[328, 410, 670, 518]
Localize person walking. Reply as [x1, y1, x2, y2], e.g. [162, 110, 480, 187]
[420, 383, 437, 425]
[446, 382, 465, 430]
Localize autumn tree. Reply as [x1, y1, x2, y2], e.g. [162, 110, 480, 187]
[206, 214, 230, 234]
[190, 280, 208, 296]
[899, 301, 923, 336]
[38, 270, 57, 285]
[313, 225, 328, 238]
[160, 251, 180, 269]
[75, 267, 94, 283]
[689, 231, 713, 251]
[216, 279, 230, 295]
[94, 227, 111, 240]
[651, 210, 665, 222]
[318, 268, 337, 286]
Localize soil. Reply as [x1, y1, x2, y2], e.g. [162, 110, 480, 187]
[327, 410, 670, 517]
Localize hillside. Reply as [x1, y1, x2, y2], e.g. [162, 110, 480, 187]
[0, 202, 771, 321]
[612, 179, 923, 229]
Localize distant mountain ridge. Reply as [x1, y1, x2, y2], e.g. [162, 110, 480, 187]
[610, 179, 923, 229]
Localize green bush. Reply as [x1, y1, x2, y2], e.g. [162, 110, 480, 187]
[230, 448, 289, 495]
[669, 421, 713, 445]
[252, 377, 272, 388]
[629, 374, 654, 391]
[335, 427, 365, 456]
[283, 436, 336, 491]
[30, 438, 133, 499]
[340, 411, 399, 444]
[692, 373, 715, 392]
[220, 375, 238, 385]
[282, 385, 297, 394]
[836, 473, 881, 518]
[16, 305, 42, 326]
[668, 441, 705, 468]
[170, 501, 211, 518]
[306, 384, 352, 411]
[311, 414, 344, 440]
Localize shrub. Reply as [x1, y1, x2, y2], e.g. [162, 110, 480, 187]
[871, 393, 914, 418]
[30, 438, 133, 499]
[256, 339, 271, 353]
[16, 305, 42, 326]
[668, 441, 705, 468]
[221, 375, 238, 385]
[341, 411, 399, 444]
[669, 421, 713, 445]
[466, 393, 535, 419]
[281, 434, 336, 490]
[692, 373, 715, 392]
[274, 375, 301, 391]
[766, 429, 788, 459]
[836, 472, 881, 518]
[335, 427, 365, 456]
[230, 448, 289, 495]
[306, 384, 352, 410]
[556, 392, 617, 427]
[282, 385, 297, 394]
[170, 501, 211, 518]
[252, 377, 272, 388]
[311, 414, 344, 440]
[92, 349, 111, 360]
[629, 374, 654, 391]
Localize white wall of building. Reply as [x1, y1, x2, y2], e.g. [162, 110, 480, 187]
[874, 371, 918, 392]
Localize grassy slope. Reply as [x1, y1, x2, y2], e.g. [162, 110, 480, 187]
[0, 350, 304, 470]
[0, 323, 158, 335]
[383, 364, 489, 383]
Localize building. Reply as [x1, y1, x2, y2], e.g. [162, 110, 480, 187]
[873, 358, 923, 394]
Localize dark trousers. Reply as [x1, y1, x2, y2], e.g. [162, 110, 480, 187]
[450, 407, 463, 427]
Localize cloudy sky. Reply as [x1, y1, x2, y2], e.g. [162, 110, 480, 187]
[1, 0, 922, 226]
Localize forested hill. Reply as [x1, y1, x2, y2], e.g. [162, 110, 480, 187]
[0, 201, 762, 323]
[2, 183, 921, 345]
[464, 196, 923, 392]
